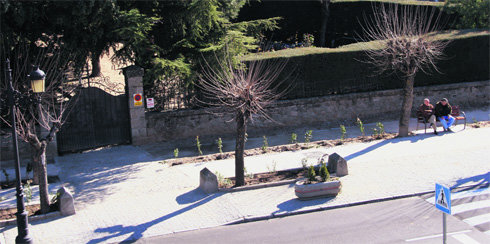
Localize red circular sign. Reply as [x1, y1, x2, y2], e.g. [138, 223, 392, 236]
[134, 94, 142, 101]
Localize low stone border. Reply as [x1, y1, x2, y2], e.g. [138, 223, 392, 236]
[219, 179, 298, 193]
[0, 211, 62, 227]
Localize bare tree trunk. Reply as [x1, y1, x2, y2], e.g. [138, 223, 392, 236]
[235, 111, 247, 187]
[36, 147, 50, 214]
[319, 0, 330, 47]
[399, 75, 415, 137]
[90, 50, 102, 77]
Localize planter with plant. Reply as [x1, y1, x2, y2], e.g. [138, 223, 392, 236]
[294, 162, 341, 200]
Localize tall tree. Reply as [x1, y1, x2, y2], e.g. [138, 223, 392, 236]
[318, 0, 331, 47]
[198, 54, 290, 186]
[361, 4, 448, 137]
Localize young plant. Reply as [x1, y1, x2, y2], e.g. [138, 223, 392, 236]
[301, 158, 308, 169]
[376, 122, 385, 135]
[215, 171, 233, 188]
[267, 161, 277, 173]
[290, 133, 298, 144]
[304, 130, 313, 143]
[244, 167, 254, 179]
[24, 181, 32, 203]
[196, 136, 203, 156]
[261, 135, 269, 153]
[356, 117, 365, 137]
[216, 137, 223, 154]
[319, 162, 330, 182]
[173, 148, 179, 158]
[307, 165, 316, 183]
[340, 125, 347, 141]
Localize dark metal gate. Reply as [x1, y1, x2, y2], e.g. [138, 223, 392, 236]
[56, 86, 131, 154]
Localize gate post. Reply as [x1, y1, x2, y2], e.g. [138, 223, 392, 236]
[123, 65, 148, 145]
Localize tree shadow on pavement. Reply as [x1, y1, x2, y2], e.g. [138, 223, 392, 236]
[451, 172, 489, 190]
[273, 196, 333, 215]
[344, 133, 433, 161]
[87, 189, 223, 244]
[176, 188, 209, 204]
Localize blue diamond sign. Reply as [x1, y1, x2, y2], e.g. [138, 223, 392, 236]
[435, 183, 451, 214]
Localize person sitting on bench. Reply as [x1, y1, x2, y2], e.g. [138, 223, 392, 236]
[435, 98, 455, 132]
[417, 98, 438, 135]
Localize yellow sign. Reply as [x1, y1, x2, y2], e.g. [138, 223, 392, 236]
[134, 93, 143, 107]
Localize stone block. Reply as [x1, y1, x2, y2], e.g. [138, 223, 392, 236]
[57, 187, 76, 216]
[199, 167, 218, 194]
[328, 153, 348, 177]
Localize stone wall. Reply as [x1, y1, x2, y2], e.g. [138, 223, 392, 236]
[146, 80, 490, 142]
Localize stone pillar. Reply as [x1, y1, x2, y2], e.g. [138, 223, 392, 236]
[123, 65, 148, 145]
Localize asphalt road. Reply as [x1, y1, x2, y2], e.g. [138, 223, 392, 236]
[135, 193, 490, 244]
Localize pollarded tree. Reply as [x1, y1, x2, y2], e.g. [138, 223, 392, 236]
[361, 4, 449, 136]
[1, 38, 79, 213]
[198, 53, 290, 186]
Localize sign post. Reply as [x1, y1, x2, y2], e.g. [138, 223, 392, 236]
[435, 183, 451, 244]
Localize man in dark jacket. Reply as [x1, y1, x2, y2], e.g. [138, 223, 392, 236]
[417, 98, 438, 134]
[435, 98, 455, 132]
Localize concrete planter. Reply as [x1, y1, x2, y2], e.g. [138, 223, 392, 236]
[294, 179, 341, 200]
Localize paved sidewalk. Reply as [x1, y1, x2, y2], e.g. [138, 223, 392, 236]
[0, 110, 489, 243]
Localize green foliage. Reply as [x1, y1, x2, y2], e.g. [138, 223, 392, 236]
[302, 33, 315, 47]
[444, 0, 490, 29]
[267, 161, 277, 173]
[244, 167, 254, 179]
[356, 117, 365, 136]
[304, 130, 313, 143]
[340, 125, 347, 141]
[319, 162, 330, 182]
[307, 165, 316, 183]
[196, 136, 203, 156]
[372, 122, 385, 137]
[174, 148, 179, 158]
[290, 133, 298, 144]
[261, 135, 269, 153]
[217, 137, 223, 154]
[215, 171, 233, 188]
[301, 158, 308, 169]
[24, 181, 32, 203]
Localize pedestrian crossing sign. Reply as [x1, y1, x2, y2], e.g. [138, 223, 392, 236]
[435, 183, 451, 214]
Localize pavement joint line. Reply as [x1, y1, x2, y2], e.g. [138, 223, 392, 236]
[225, 183, 488, 226]
[405, 230, 472, 242]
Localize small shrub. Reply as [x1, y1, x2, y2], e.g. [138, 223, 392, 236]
[301, 158, 308, 169]
[304, 130, 313, 143]
[319, 162, 330, 182]
[307, 165, 316, 183]
[290, 133, 298, 144]
[302, 33, 315, 47]
[173, 148, 179, 158]
[376, 122, 385, 135]
[217, 137, 223, 154]
[244, 167, 254, 179]
[196, 136, 203, 156]
[215, 171, 233, 188]
[267, 161, 277, 173]
[340, 125, 347, 141]
[356, 117, 365, 137]
[261, 135, 269, 153]
[24, 181, 32, 203]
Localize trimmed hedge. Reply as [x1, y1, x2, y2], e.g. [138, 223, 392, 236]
[254, 33, 490, 100]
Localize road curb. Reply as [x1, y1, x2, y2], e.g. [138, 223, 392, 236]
[0, 211, 62, 227]
[225, 183, 489, 226]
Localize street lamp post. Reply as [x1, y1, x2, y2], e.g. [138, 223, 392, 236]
[5, 58, 45, 244]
